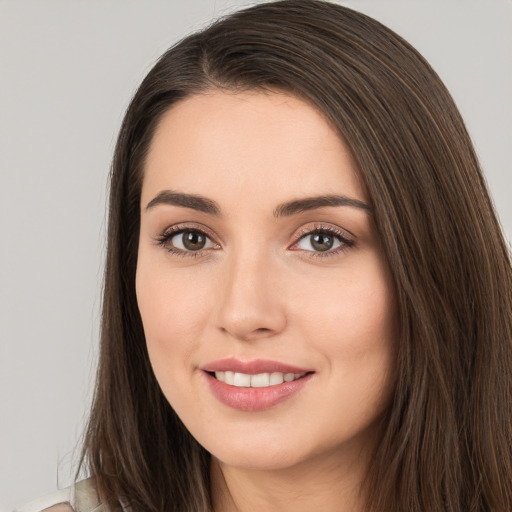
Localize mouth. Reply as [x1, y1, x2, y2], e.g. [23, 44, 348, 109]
[206, 370, 310, 388]
[201, 358, 315, 411]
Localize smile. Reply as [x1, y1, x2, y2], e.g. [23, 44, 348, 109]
[201, 359, 314, 412]
[213, 371, 306, 388]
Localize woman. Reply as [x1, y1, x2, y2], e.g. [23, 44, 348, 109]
[18, 0, 512, 511]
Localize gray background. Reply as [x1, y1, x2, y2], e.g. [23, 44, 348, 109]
[1, 1, 510, 510]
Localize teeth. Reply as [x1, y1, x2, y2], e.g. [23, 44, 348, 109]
[233, 372, 251, 387]
[250, 373, 270, 387]
[214, 371, 305, 387]
[269, 372, 284, 385]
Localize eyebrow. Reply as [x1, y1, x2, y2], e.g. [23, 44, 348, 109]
[146, 190, 220, 215]
[145, 190, 372, 216]
[273, 195, 372, 217]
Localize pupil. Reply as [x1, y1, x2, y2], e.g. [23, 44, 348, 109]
[311, 233, 333, 251]
[183, 231, 206, 250]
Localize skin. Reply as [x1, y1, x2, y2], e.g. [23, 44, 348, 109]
[136, 90, 397, 512]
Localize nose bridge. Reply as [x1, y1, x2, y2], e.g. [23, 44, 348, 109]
[216, 243, 286, 340]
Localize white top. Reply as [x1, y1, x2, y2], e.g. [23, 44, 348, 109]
[14, 479, 113, 512]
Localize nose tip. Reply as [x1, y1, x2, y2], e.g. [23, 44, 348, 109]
[215, 259, 287, 341]
[219, 313, 284, 342]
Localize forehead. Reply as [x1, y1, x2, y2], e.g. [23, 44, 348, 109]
[142, 90, 367, 208]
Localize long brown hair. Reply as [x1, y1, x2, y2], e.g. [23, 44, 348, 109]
[79, 1, 512, 510]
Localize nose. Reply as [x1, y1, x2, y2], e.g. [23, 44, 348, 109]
[215, 251, 287, 341]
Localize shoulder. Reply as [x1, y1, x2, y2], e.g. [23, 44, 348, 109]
[15, 478, 108, 512]
[40, 506, 74, 512]
[14, 486, 73, 512]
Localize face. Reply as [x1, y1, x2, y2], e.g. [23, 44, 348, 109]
[136, 90, 397, 472]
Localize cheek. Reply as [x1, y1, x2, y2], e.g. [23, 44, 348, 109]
[295, 257, 396, 354]
[137, 253, 210, 327]
[292, 256, 397, 410]
[135, 255, 215, 382]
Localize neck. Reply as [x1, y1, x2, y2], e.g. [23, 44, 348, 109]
[210, 443, 372, 512]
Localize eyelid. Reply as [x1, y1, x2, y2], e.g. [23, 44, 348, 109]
[154, 221, 355, 258]
[289, 223, 355, 257]
[154, 222, 221, 256]
[159, 222, 219, 241]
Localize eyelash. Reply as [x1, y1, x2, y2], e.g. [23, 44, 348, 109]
[291, 224, 355, 259]
[154, 223, 355, 259]
[154, 224, 218, 258]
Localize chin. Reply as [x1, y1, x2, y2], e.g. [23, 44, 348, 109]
[211, 444, 309, 472]
[188, 424, 306, 470]
[197, 423, 344, 473]
[192, 410, 387, 475]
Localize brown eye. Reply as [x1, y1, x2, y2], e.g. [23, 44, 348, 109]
[296, 230, 343, 253]
[169, 230, 215, 252]
[181, 231, 206, 250]
[311, 233, 334, 252]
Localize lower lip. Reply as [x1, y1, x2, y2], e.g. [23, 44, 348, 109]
[203, 371, 313, 412]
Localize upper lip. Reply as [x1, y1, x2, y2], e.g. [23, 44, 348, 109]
[201, 357, 313, 375]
